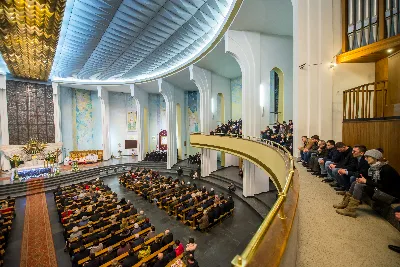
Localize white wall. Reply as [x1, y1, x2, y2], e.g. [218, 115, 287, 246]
[331, 0, 375, 141]
[211, 72, 231, 129]
[292, 0, 375, 156]
[108, 92, 138, 156]
[260, 34, 293, 127]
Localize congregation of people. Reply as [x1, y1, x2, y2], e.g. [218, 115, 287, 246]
[187, 154, 200, 165]
[260, 120, 294, 154]
[210, 119, 242, 136]
[298, 135, 400, 220]
[0, 197, 15, 266]
[144, 151, 167, 162]
[119, 168, 234, 232]
[55, 177, 200, 267]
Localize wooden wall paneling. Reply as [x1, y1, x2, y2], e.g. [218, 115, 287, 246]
[388, 52, 400, 105]
[375, 57, 389, 81]
[343, 120, 400, 173]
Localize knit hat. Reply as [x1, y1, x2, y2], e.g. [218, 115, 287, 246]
[394, 206, 400, 213]
[364, 149, 382, 160]
[72, 226, 79, 232]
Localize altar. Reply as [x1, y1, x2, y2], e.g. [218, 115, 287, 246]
[0, 141, 63, 172]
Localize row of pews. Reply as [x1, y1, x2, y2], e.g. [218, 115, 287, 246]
[55, 178, 188, 267]
[120, 168, 234, 231]
[0, 197, 15, 266]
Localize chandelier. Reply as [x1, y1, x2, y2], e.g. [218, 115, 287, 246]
[0, 0, 67, 81]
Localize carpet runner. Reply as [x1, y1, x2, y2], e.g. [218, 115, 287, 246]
[20, 178, 57, 267]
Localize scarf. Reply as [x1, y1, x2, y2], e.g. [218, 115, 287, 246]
[368, 161, 387, 183]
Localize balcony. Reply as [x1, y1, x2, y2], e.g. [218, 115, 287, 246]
[190, 134, 299, 267]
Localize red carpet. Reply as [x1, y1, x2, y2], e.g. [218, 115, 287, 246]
[20, 179, 57, 267]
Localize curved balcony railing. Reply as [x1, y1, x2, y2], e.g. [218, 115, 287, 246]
[190, 133, 299, 267]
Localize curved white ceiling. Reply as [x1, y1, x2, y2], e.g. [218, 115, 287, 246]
[51, 0, 238, 82]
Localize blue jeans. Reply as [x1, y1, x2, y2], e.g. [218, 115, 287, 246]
[318, 158, 326, 174]
[304, 151, 315, 163]
[334, 173, 353, 190]
[327, 164, 339, 179]
[321, 160, 332, 175]
[300, 150, 305, 161]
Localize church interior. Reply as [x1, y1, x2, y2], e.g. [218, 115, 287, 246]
[0, 0, 400, 266]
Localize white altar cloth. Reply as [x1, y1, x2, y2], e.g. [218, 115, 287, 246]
[0, 142, 63, 171]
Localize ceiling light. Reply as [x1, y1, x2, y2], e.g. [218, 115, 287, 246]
[387, 49, 393, 53]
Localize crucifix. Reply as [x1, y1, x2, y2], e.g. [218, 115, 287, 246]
[25, 84, 36, 121]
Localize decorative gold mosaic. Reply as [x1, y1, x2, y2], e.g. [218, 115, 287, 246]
[0, 0, 67, 80]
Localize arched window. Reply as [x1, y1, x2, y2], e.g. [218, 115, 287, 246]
[269, 68, 284, 123]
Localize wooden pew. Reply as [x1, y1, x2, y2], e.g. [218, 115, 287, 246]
[99, 234, 168, 267]
[78, 226, 153, 266]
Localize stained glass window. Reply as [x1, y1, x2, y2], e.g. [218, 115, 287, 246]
[7, 80, 55, 145]
[274, 71, 279, 113]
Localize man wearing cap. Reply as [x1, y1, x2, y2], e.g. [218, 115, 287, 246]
[334, 149, 400, 218]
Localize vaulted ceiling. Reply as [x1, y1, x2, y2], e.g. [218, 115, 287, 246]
[0, 0, 240, 82]
[51, 0, 240, 82]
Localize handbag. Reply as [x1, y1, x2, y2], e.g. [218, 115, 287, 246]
[372, 187, 397, 205]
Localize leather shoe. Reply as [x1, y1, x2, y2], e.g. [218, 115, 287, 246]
[329, 182, 339, 187]
[388, 245, 400, 253]
[318, 174, 328, 178]
[336, 191, 346, 195]
[322, 178, 333, 183]
[307, 169, 314, 172]
[334, 187, 345, 191]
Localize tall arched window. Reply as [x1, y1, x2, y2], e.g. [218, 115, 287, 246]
[269, 68, 284, 123]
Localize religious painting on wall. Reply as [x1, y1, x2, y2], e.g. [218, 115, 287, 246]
[159, 130, 167, 150]
[127, 111, 137, 131]
[6, 80, 55, 145]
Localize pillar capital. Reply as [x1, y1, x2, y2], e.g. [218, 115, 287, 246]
[189, 65, 211, 94]
[0, 74, 6, 90]
[158, 79, 175, 102]
[52, 82, 59, 95]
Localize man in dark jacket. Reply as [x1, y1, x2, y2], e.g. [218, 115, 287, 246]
[122, 249, 139, 267]
[318, 140, 340, 178]
[323, 142, 352, 183]
[161, 230, 173, 246]
[307, 140, 328, 174]
[334, 145, 368, 192]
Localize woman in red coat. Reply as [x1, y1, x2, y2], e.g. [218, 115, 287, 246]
[174, 240, 184, 256]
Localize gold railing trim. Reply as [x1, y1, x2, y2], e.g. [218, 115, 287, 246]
[189, 134, 295, 267]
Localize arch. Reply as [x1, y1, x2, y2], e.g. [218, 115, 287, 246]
[176, 103, 182, 160]
[270, 67, 284, 123]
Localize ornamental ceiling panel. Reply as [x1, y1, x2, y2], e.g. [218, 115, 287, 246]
[50, 0, 240, 82]
[0, 0, 67, 81]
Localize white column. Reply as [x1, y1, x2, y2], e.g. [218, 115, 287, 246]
[189, 65, 217, 177]
[225, 30, 269, 197]
[158, 79, 177, 169]
[130, 84, 148, 162]
[98, 86, 111, 160]
[52, 82, 62, 143]
[292, 0, 334, 157]
[0, 74, 11, 171]
[0, 74, 8, 146]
